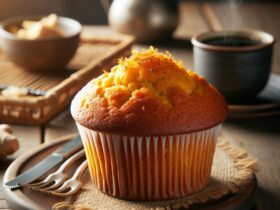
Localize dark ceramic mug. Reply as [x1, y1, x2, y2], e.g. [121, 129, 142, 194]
[191, 29, 275, 99]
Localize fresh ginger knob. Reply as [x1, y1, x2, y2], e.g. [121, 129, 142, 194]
[0, 124, 19, 159]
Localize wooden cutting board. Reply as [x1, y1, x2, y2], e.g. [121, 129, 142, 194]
[3, 135, 257, 210]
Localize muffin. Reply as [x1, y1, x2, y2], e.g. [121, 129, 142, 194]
[71, 48, 228, 200]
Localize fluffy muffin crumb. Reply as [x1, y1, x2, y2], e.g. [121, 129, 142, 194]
[80, 47, 203, 109]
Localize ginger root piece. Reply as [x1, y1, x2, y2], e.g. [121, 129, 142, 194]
[16, 14, 64, 40]
[0, 124, 19, 159]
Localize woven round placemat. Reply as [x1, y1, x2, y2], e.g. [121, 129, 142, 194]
[53, 137, 257, 210]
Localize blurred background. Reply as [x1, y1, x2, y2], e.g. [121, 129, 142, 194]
[0, 0, 108, 24]
[0, 0, 278, 24]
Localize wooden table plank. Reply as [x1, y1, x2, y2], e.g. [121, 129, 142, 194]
[0, 200, 9, 209]
[44, 109, 77, 143]
[222, 117, 280, 210]
[201, 2, 280, 74]
[0, 191, 4, 199]
[10, 125, 42, 157]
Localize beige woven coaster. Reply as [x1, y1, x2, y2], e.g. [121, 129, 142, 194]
[53, 138, 257, 210]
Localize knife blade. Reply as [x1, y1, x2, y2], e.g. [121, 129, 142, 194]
[4, 135, 83, 190]
[0, 84, 46, 96]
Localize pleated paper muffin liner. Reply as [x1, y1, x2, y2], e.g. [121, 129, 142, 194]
[77, 123, 221, 200]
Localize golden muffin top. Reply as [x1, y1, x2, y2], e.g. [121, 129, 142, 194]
[71, 48, 228, 135]
[80, 48, 202, 108]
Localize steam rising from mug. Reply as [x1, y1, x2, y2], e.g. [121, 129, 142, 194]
[223, 0, 244, 28]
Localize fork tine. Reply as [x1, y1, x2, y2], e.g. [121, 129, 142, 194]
[52, 160, 88, 193]
[23, 174, 55, 188]
[52, 180, 81, 193]
[24, 150, 85, 189]
[39, 179, 82, 196]
[40, 176, 67, 190]
[40, 177, 67, 190]
[46, 183, 82, 197]
[50, 185, 82, 196]
[40, 160, 88, 197]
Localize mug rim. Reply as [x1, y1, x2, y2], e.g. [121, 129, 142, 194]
[191, 29, 275, 52]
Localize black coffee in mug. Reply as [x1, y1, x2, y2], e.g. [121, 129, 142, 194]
[191, 30, 275, 99]
[203, 37, 262, 47]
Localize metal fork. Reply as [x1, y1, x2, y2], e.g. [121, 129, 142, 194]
[39, 160, 88, 196]
[25, 149, 85, 191]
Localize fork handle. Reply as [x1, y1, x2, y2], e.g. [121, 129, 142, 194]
[73, 160, 88, 179]
[58, 150, 85, 173]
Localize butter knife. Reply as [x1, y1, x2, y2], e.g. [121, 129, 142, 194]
[4, 136, 83, 190]
[0, 84, 46, 96]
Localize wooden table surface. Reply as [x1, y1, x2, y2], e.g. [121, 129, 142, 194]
[1, 2, 280, 210]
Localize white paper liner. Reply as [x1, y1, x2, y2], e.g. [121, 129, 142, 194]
[77, 123, 221, 200]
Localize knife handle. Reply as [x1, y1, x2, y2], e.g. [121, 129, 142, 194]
[53, 136, 83, 159]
